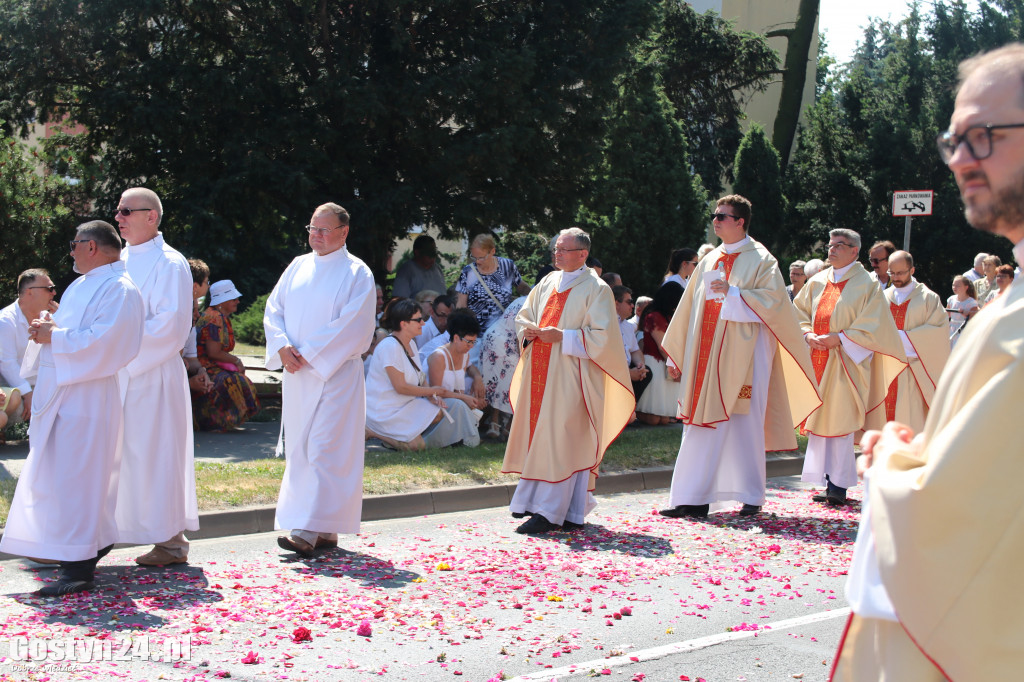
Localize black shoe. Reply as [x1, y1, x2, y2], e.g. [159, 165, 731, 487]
[826, 493, 847, 506]
[561, 520, 584, 532]
[812, 492, 829, 503]
[516, 514, 556, 535]
[658, 506, 688, 518]
[659, 505, 708, 519]
[37, 578, 94, 597]
[739, 504, 761, 516]
[511, 511, 534, 519]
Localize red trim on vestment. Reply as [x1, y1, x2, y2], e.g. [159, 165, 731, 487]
[528, 290, 571, 447]
[686, 253, 739, 421]
[827, 612, 856, 681]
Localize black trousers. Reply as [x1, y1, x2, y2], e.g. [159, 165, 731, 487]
[60, 544, 114, 582]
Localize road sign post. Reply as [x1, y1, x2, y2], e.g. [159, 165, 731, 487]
[892, 190, 933, 251]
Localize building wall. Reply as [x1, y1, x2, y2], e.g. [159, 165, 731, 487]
[688, 0, 819, 158]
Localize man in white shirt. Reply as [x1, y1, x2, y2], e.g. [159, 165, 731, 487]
[611, 286, 647, 403]
[0, 269, 58, 422]
[866, 240, 895, 290]
[962, 252, 988, 281]
[0, 221, 144, 595]
[413, 294, 452, 350]
[265, 203, 377, 557]
[114, 187, 198, 567]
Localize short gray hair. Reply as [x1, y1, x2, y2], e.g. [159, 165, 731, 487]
[829, 228, 861, 250]
[558, 227, 591, 252]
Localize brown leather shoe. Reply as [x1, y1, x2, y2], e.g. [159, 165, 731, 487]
[135, 547, 188, 566]
[314, 536, 338, 549]
[277, 535, 315, 557]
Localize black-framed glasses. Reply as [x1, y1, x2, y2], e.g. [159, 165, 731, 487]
[456, 335, 477, 347]
[115, 207, 152, 217]
[711, 213, 738, 222]
[620, 298, 634, 305]
[827, 242, 854, 250]
[306, 224, 342, 236]
[551, 247, 584, 254]
[408, 316, 425, 324]
[69, 238, 93, 252]
[868, 257, 888, 266]
[28, 285, 57, 292]
[686, 260, 699, 266]
[936, 123, 1024, 163]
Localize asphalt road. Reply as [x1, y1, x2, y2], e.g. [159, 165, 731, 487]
[0, 476, 859, 682]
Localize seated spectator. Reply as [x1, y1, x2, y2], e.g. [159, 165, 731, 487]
[189, 258, 210, 302]
[194, 280, 261, 431]
[804, 258, 826, 278]
[414, 293, 452, 349]
[636, 282, 684, 425]
[984, 264, 1015, 306]
[947, 275, 979, 348]
[0, 387, 19, 433]
[586, 256, 603, 275]
[479, 297, 527, 440]
[184, 298, 214, 396]
[663, 249, 698, 288]
[365, 299, 481, 450]
[363, 327, 390, 377]
[613, 285, 649, 412]
[375, 284, 385, 324]
[455, 233, 529, 332]
[974, 254, 1001, 303]
[1, 268, 58, 425]
[787, 260, 807, 301]
[392, 235, 447, 299]
[427, 311, 486, 416]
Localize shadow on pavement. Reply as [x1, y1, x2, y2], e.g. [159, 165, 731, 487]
[561, 525, 674, 558]
[279, 548, 422, 587]
[4, 563, 221, 631]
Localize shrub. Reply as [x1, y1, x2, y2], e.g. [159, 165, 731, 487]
[232, 293, 269, 346]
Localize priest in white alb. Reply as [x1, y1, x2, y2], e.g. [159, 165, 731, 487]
[264, 203, 377, 557]
[1, 221, 144, 595]
[862, 250, 949, 434]
[114, 187, 198, 566]
[501, 227, 634, 535]
[793, 229, 906, 506]
[660, 195, 820, 519]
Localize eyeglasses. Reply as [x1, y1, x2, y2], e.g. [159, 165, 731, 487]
[827, 242, 854, 250]
[686, 261, 699, 266]
[620, 299, 634, 305]
[115, 207, 152, 217]
[936, 123, 1024, 163]
[456, 336, 477, 347]
[711, 213, 739, 222]
[471, 254, 492, 262]
[408, 316, 425, 324]
[69, 238, 93, 252]
[28, 285, 57, 293]
[868, 257, 888, 266]
[551, 247, 585, 254]
[306, 224, 343, 236]
[996, 274, 1012, 280]
[886, 270, 910, 279]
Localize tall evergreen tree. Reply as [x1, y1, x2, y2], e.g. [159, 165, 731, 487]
[732, 123, 788, 252]
[576, 62, 707, 295]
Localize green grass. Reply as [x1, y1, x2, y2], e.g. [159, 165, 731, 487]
[1, 426, 808, 523]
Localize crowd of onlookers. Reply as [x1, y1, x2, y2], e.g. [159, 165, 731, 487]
[1, 233, 1019, 448]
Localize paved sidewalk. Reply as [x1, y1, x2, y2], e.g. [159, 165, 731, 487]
[0, 420, 804, 552]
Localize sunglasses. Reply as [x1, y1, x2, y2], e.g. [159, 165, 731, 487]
[711, 213, 738, 222]
[115, 207, 153, 217]
[28, 285, 57, 293]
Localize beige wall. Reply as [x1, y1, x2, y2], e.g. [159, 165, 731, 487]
[688, 0, 819, 159]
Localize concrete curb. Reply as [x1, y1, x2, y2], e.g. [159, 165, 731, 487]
[187, 453, 804, 541]
[0, 454, 805, 554]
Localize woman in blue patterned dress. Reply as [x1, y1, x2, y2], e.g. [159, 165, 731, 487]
[454, 234, 530, 332]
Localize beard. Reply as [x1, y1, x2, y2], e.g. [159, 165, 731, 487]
[963, 165, 1024, 234]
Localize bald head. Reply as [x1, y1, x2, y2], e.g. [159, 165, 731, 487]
[887, 250, 915, 288]
[889, 250, 913, 269]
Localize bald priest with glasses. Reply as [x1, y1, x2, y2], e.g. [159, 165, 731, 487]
[264, 203, 377, 557]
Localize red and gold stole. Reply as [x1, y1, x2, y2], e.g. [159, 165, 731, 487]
[884, 299, 910, 421]
[685, 252, 739, 423]
[528, 289, 572, 447]
[810, 280, 848, 384]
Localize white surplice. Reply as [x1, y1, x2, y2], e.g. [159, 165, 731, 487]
[0, 262, 144, 561]
[668, 237, 776, 509]
[116, 233, 198, 543]
[264, 246, 377, 535]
